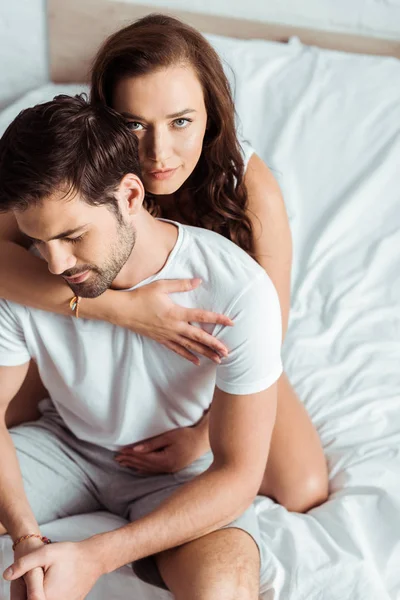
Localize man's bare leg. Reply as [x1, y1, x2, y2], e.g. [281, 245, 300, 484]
[155, 528, 260, 600]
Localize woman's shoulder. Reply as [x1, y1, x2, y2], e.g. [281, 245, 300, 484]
[237, 138, 282, 195]
[238, 138, 255, 173]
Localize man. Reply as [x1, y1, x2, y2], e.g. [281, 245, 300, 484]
[0, 95, 282, 599]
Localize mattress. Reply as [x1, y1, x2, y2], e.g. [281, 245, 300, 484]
[0, 34, 399, 600]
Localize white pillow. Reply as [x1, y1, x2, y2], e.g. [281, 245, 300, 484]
[0, 83, 89, 137]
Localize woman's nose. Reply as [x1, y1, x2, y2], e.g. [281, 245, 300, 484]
[145, 128, 172, 163]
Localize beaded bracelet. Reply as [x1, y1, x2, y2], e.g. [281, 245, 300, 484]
[69, 295, 82, 318]
[12, 534, 52, 551]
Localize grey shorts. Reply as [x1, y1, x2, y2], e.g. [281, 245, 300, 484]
[10, 399, 267, 591]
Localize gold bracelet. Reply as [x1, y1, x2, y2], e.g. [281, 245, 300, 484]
[69, 295, 82, 318]
[12, 534, 52, 552]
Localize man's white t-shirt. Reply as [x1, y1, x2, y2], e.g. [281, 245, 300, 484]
[0, 222, 282, 451]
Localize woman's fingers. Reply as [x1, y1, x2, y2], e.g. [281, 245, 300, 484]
[161, 278, 202, 294]
[115, 454, 165, 473]
[160, 279, 234, 327]
[164, 334, 226, 364]
[181, 324, 229, 356]
[184, 308, 234, 327]
[175, 336, 223, 363]
[164, 341, 200, 365]
[124, 432, 172, 454]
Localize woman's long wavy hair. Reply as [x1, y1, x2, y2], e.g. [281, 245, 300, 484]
[91, 13, 254, 256]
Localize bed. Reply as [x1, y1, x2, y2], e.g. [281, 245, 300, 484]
[1, 2, 400, 599]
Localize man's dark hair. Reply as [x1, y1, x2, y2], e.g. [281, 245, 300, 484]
[0, 94, 141, 214]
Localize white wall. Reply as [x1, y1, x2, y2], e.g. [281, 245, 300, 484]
[114, 0, 400, 40]
[0, 0, 47, 110]
[0, 0, 399, 110]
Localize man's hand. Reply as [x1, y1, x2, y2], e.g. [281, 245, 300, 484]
[115, 412, 211, 474]
[9, 537, 46, 600]
[10, 566, 44, 600]
[4, 539, 103, 600]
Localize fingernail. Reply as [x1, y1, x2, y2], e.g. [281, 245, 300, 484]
[3, 567, 13, 578]
[134, 445, 145, 452]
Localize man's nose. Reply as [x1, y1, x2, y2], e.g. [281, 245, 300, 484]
[45, 244, 77, 276]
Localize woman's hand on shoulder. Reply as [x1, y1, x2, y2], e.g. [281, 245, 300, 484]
[115, 278, 233, 364]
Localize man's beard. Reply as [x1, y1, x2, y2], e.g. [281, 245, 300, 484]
[64, 222, 136, 298]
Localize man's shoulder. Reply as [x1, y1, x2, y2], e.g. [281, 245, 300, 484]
[0, 297, 65, 332]
[0, 298, 26, 320]
[167, 223, 272, 316]
[181, 224, 264, 279]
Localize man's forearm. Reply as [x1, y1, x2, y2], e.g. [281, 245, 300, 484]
[92, 464, 257, 574]
[0, 425, 40, 540]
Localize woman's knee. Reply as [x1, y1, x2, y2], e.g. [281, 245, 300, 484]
[274, 469, 329, 513]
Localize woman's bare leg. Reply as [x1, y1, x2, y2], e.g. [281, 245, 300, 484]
[5, 361, 46, 428]
[259, 372, 329, 512]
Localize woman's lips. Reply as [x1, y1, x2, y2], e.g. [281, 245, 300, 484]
[64, 270, 90, 284]
[147, 167, 179, 181]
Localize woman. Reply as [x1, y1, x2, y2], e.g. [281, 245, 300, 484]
[2, 14, 328, 512]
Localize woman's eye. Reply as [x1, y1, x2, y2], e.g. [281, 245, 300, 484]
[173, 118, 191, 129]
[127, 121, 144, 131]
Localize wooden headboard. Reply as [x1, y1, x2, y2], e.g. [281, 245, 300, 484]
[48, 0, 400, 83]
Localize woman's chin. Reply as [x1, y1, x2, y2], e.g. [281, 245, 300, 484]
[144, 178, 184, 196]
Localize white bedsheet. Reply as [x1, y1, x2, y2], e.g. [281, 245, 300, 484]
[0, 34, 399, 600]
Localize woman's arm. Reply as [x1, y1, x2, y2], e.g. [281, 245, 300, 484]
[244, 153, 293, 339]
[0, 212, 112, 317]
[0, 214, 231, 362]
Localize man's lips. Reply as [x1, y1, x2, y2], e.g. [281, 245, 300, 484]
[63, 270, 90, 284]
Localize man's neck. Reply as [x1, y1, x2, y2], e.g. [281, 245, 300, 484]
[111, 211, 179, 290]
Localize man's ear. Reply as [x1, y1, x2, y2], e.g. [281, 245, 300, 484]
[117, 174, 145, 216]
